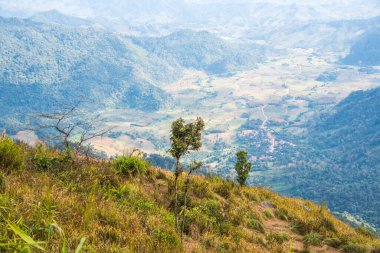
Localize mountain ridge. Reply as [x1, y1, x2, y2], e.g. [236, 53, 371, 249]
[0, 137, 379, 252]
[28, 9, 94, 27]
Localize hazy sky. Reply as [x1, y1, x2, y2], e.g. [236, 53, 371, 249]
[1, 0, 379, 21]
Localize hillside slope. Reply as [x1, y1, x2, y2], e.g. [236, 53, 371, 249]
[342, 29, 380, 66]
[269, 87, 380, 232]
[0, 16, 176, 114]
[0, 138, 379, 252]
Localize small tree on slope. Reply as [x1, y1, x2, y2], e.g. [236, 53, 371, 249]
[169, 117, 205, 233]
[235, 150, 252, 188]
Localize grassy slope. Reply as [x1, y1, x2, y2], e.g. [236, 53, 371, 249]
[0, 140, 379, 252]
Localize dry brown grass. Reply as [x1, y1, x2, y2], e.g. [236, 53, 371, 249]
[0, 140, 379, 252]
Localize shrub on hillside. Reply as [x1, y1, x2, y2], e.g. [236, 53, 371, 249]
[266, 232, 289, 245]
[0, 136, 24, 172]
[184, 206, 210, 235]
[274, 208, 289, 222]
[303, 232, 323, 247]
[263, 210, 274, 219]
[324, 237, 342, 248]
[151, 228, 180, 252]
[245, 210, 265, 233]
[113, 156, 149, 177]
[247, 218, 265, 233]
[342, 243, 368, 253]
[213, 180, 234, 199]
[191, 180, 212, 198]
[108, 185, 133, 200]
[355, 226, 376, 239]
[184, 199, 229, 236]
[321, 217, 336, 232]
[32, 146, 73, 171]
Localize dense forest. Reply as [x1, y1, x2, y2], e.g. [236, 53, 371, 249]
[248, 87, 380, 231]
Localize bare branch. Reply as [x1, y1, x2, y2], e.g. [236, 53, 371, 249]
[29, 100, 112, 151]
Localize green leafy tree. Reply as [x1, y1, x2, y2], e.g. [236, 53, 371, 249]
[234, 150, 252, 188]
[169, 117, 205, 233]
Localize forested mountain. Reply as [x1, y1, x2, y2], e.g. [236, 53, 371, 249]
[342, 29, 380, 66]
[0, 16, 178, 115]
[132, 30, 264, 74]
[0, 16, 263, 130]
[279, 87, 380, 230]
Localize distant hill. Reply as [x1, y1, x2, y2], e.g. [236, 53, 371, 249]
[28, 9, 94, 27]
[252, 15, 380, 51]
[342, 29, 380, 66]
[0, 16, 180, 116]
[131, 30, 264, 74]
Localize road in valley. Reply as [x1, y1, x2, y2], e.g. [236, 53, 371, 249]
[260, 105, 275, 153]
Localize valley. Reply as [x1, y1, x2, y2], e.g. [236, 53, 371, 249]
[1, 1, 380, 237]
[91, 48, 378, 165]
[87, 48, 380, 230]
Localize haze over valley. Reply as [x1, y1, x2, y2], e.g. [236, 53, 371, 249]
[1, 0, 380, 236]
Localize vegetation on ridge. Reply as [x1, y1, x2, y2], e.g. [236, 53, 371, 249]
[169, 117, 205, 236]
[0, 134, 379, 252]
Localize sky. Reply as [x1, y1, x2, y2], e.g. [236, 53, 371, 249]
[0, 0, 379, 21]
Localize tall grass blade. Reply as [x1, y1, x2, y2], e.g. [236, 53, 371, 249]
[75, 237, 86, 253]
[61, 238, 67, 253]
[6, 220, 46, 251]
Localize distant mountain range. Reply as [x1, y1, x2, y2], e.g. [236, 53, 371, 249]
[0, 15, 263, 130]
[250, 15, 380, 51]
[132, 30, 264, 74]
[2, 1, 380, 43]
[3, 0, 380, 24]
[28, 9, 94, 27]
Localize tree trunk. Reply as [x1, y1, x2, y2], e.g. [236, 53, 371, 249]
[181, 172, 191, 241]
[174, 159, 180, 233]
[64, 136, 69, 149]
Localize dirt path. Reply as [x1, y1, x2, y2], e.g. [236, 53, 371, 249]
[260, 105, 275, 153]
[264, 217, 341, 253]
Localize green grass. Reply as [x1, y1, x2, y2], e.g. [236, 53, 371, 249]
[0, 137, 379, 252]
[303, 232, 323, 247]
[112, 156, 150, 177]
[0, 136, 24, 172]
